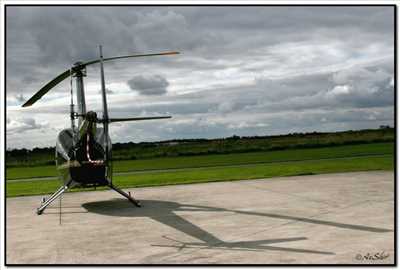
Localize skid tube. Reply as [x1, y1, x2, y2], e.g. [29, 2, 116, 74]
[109, 183, 141, 207]
[36, 182, 141, 215]
[36, 181, 71, 215]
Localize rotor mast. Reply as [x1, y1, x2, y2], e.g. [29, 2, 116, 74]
[73, 62, 87, 127]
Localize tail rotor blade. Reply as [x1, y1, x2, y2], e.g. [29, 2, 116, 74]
[108, 116, 172, 123]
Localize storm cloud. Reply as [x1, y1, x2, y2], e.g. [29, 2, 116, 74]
[5, 6, 395, 149]
[7, 117, 48, 135]
[127, 74, 169, 95]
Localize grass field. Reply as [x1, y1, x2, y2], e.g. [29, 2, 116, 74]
[6, 128, 395, 167]
[6, 142, 394, 180]
[6, 142, 394, 197]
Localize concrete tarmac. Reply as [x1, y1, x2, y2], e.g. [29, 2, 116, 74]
[6, 171, 394, 264]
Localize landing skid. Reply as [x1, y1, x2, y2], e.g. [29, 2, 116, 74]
[36, 184, 69, 215]
[36, 182, 141, 215]
[109, 183, 141, 207]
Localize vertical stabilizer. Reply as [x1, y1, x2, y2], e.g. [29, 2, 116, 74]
[99, 45, 110, 177]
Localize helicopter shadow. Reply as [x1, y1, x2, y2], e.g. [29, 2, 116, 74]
[82, 198, 389, 255]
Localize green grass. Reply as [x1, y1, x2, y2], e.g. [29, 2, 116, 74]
[6, 128, 395, 167]
[6, 142, 394, 180]
[7, 165, 55, 180]
[113, 142, 393, 172]
[6, 155, 393, 197]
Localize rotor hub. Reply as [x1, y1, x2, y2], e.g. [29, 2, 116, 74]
[85, 111, 98, 122]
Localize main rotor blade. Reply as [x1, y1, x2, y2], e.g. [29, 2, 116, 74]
[21, 51, 179, 107]
[22, 69, 72, 107]
[108, 116, 172, 123]
[82, 51, 179, 67]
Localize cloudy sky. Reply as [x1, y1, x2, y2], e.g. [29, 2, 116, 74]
[6, 6, 395, 149]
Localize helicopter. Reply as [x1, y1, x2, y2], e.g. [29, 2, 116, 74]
[21, 46, 179, 215]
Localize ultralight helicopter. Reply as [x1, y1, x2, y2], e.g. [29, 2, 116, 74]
[22, 46, 178, 215]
